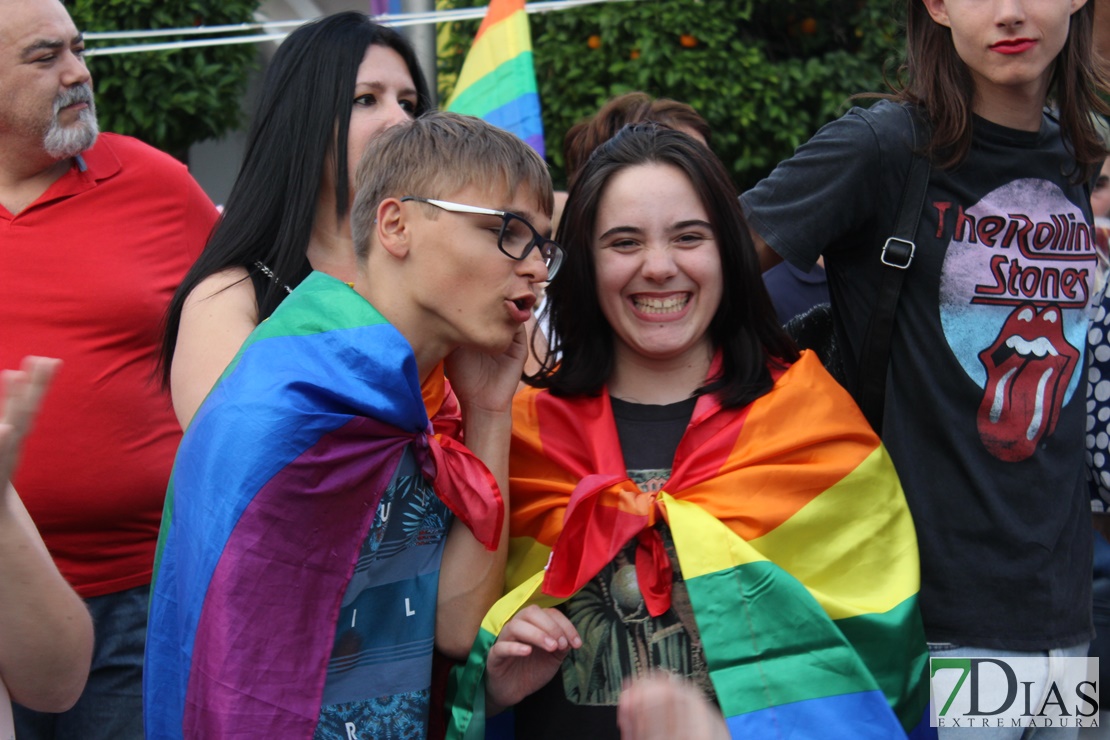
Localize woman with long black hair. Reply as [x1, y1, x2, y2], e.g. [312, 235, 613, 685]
[160, 12, 431, 427]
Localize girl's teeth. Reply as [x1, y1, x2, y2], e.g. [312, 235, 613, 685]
[633, 295, 687, 314]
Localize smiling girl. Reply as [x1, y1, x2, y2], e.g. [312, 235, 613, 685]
[446, 125, 932, 739]
[742, 2, 1108, 736]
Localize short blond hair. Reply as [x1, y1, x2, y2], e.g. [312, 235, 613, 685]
[351, 112, 553, 258]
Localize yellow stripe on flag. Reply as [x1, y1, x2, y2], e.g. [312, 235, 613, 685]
[661, 493, 769, 578]
[505, 535, 554, 592]
[748, 446, 919, 618]
[479, 569, 564, 636]
[663, 446, 919, 620]
[447, 11, 533, 108]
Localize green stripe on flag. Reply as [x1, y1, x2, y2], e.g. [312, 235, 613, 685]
[686, 559, 879, 718]
[447, 53, 537, 118]
[149, 476, 176, 595]
[222, 272, 389, 380]
[447, 627, 497, 740]
[836, 596, 930, 731]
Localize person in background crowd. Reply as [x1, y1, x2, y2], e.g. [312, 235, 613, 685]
[552, 92, 710, 232]
[760, 259, 830, 325]
[563, 93, 710, 186]
[1081, 114, 1110, 737]
[0, 0, 219, 736]
[161, 11, 431, 428]
[742, 1, 1107, 736]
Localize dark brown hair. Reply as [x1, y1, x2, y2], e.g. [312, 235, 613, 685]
[534, 124, 798, 408]
[563, 92, 711, 188]
[895, 0, 1109, 174]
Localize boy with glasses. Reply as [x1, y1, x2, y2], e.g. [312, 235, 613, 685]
[144, 112, 556, 739]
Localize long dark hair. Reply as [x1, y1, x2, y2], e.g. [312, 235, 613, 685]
[895, 0, 1108, 173]
[532, 124, 798, 408]
[159, 12, 430, 386]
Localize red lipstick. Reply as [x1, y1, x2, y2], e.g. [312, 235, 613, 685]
[991, 38, 1036, 54]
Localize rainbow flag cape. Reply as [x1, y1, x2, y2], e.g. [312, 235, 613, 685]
[144, 271, 502, 739]
[448, 351, 931, 738]
[446, 0, 545, 157]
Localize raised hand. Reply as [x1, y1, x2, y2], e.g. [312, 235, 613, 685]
[446, 323, 528, 418]
[0, 356, 93, 713]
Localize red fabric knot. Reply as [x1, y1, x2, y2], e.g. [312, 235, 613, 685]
[635, 526, 673, 617]
[542, 474, 674, 616]
[415, 397, 504, 551]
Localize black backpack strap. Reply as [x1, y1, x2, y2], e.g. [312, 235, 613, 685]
[855, 105, 931, 433]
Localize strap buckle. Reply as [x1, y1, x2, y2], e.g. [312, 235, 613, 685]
[881, 237, 915, 269]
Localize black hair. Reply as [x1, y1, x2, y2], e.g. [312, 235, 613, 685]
[159, 12, 430, 386]
[532, 124, 798, 408]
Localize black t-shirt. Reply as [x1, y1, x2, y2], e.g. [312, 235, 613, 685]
[742, 100, 1095, 650]
[514, 396, 704, 740]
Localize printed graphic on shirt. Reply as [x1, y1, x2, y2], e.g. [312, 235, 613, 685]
[628, 468, 669, 495]
[938, 178, 1096, 462]
[315, 447, 449, 738]
[558, 467, 714, 706]
[314, 691, 429, 740]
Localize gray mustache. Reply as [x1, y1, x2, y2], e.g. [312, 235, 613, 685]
[54, 85, 94, 113]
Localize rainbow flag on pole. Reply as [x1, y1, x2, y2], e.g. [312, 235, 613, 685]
[446, 0, 545, 157]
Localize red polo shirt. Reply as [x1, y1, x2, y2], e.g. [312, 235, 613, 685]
[0, 133, 217, 597]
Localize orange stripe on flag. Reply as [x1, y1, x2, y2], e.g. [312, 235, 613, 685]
[475, 0, 525, 39]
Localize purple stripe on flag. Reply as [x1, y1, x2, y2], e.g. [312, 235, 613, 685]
[369, 0, 401, 16]
[524, 133, 546, 158]
[183, 416, 417, 737]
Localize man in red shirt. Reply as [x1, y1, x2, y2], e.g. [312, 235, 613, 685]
[0, 0, 218, 736]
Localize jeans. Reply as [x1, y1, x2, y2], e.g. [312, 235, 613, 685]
[13, 585, 147, 740]
[928, 642, 1092, 739]
[1080, 529, 1110, 739]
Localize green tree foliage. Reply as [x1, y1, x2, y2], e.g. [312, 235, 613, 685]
[438, 0, 905, 190]
[70, 0, 261, 159]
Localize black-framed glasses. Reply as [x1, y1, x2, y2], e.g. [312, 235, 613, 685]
[401, 196, 564, 279]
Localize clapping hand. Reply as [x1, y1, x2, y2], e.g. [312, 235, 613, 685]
[0, 357, 59, 494]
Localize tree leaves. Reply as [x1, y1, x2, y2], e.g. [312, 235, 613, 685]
[70, 0, 260, 160]
[437, 0, 904, 191]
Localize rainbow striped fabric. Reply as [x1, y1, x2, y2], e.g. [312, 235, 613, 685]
[446, 0, 545, 156]
[447, 351, 931, 738]
[144, 271, 502, 739]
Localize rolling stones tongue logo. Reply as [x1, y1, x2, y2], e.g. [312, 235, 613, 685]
[976, 303, 1078, 462]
